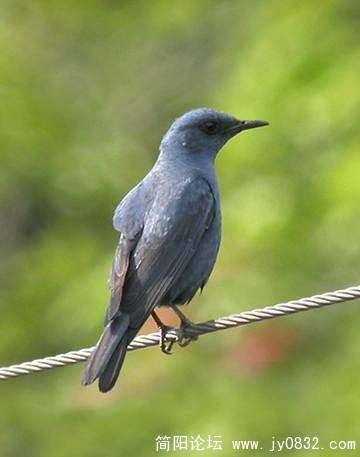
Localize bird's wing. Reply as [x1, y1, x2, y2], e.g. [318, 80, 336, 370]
[105, 235, 138, 324]
[104, 180, 150, 323]
[115, 176, 217, 327]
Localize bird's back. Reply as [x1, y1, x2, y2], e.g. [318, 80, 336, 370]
[116, 167, 221, 326]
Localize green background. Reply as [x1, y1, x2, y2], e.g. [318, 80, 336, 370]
[1, 1, 359, 455]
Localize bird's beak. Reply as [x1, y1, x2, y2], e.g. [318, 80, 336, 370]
[228, 119, 269, 135]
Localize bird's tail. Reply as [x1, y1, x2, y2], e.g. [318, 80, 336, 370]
[81, 312, 131, 392]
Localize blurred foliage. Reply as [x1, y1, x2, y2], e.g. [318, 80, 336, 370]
[1, 0, 360, 456]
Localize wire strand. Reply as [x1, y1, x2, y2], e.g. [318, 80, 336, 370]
[1, 284, 360, 381]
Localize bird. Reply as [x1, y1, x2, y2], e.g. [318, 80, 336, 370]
[81, 108, 268, 392]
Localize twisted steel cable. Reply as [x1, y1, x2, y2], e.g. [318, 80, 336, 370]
[1, 284, 360, 381]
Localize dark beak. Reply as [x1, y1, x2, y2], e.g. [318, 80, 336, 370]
[228, 119, 269, 135]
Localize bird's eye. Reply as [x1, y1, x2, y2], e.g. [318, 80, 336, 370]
[203, 121, 220, 134]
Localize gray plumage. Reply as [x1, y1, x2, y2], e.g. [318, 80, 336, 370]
[82, 108, 268, 392]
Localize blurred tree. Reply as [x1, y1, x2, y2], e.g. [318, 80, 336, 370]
[1, 1, 360, 456]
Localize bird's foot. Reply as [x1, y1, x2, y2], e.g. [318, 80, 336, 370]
[177, 323, 198, 348]
[151, 311, 175, 354]
[151, 308, 198, 354]
[160, 324, 176, 355]
[171, 306, 198, 348]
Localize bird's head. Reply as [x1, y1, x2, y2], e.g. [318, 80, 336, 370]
[160, 108, 268, 160]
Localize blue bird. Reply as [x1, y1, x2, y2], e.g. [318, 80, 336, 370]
[82, 108, 268, 392]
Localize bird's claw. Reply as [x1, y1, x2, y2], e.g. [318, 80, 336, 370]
[177, 322, 198, 348]
[178, 335, 198, 348]
[158, 323, 197, 353]
[158, 323, 175, 355]
[152, 309, 197, 354]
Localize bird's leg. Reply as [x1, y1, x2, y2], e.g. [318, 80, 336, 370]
[170, 305, 198, 348]
[151, 311, 175, 355]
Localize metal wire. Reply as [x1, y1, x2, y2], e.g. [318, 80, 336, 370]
[1, 284, 360, 381]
